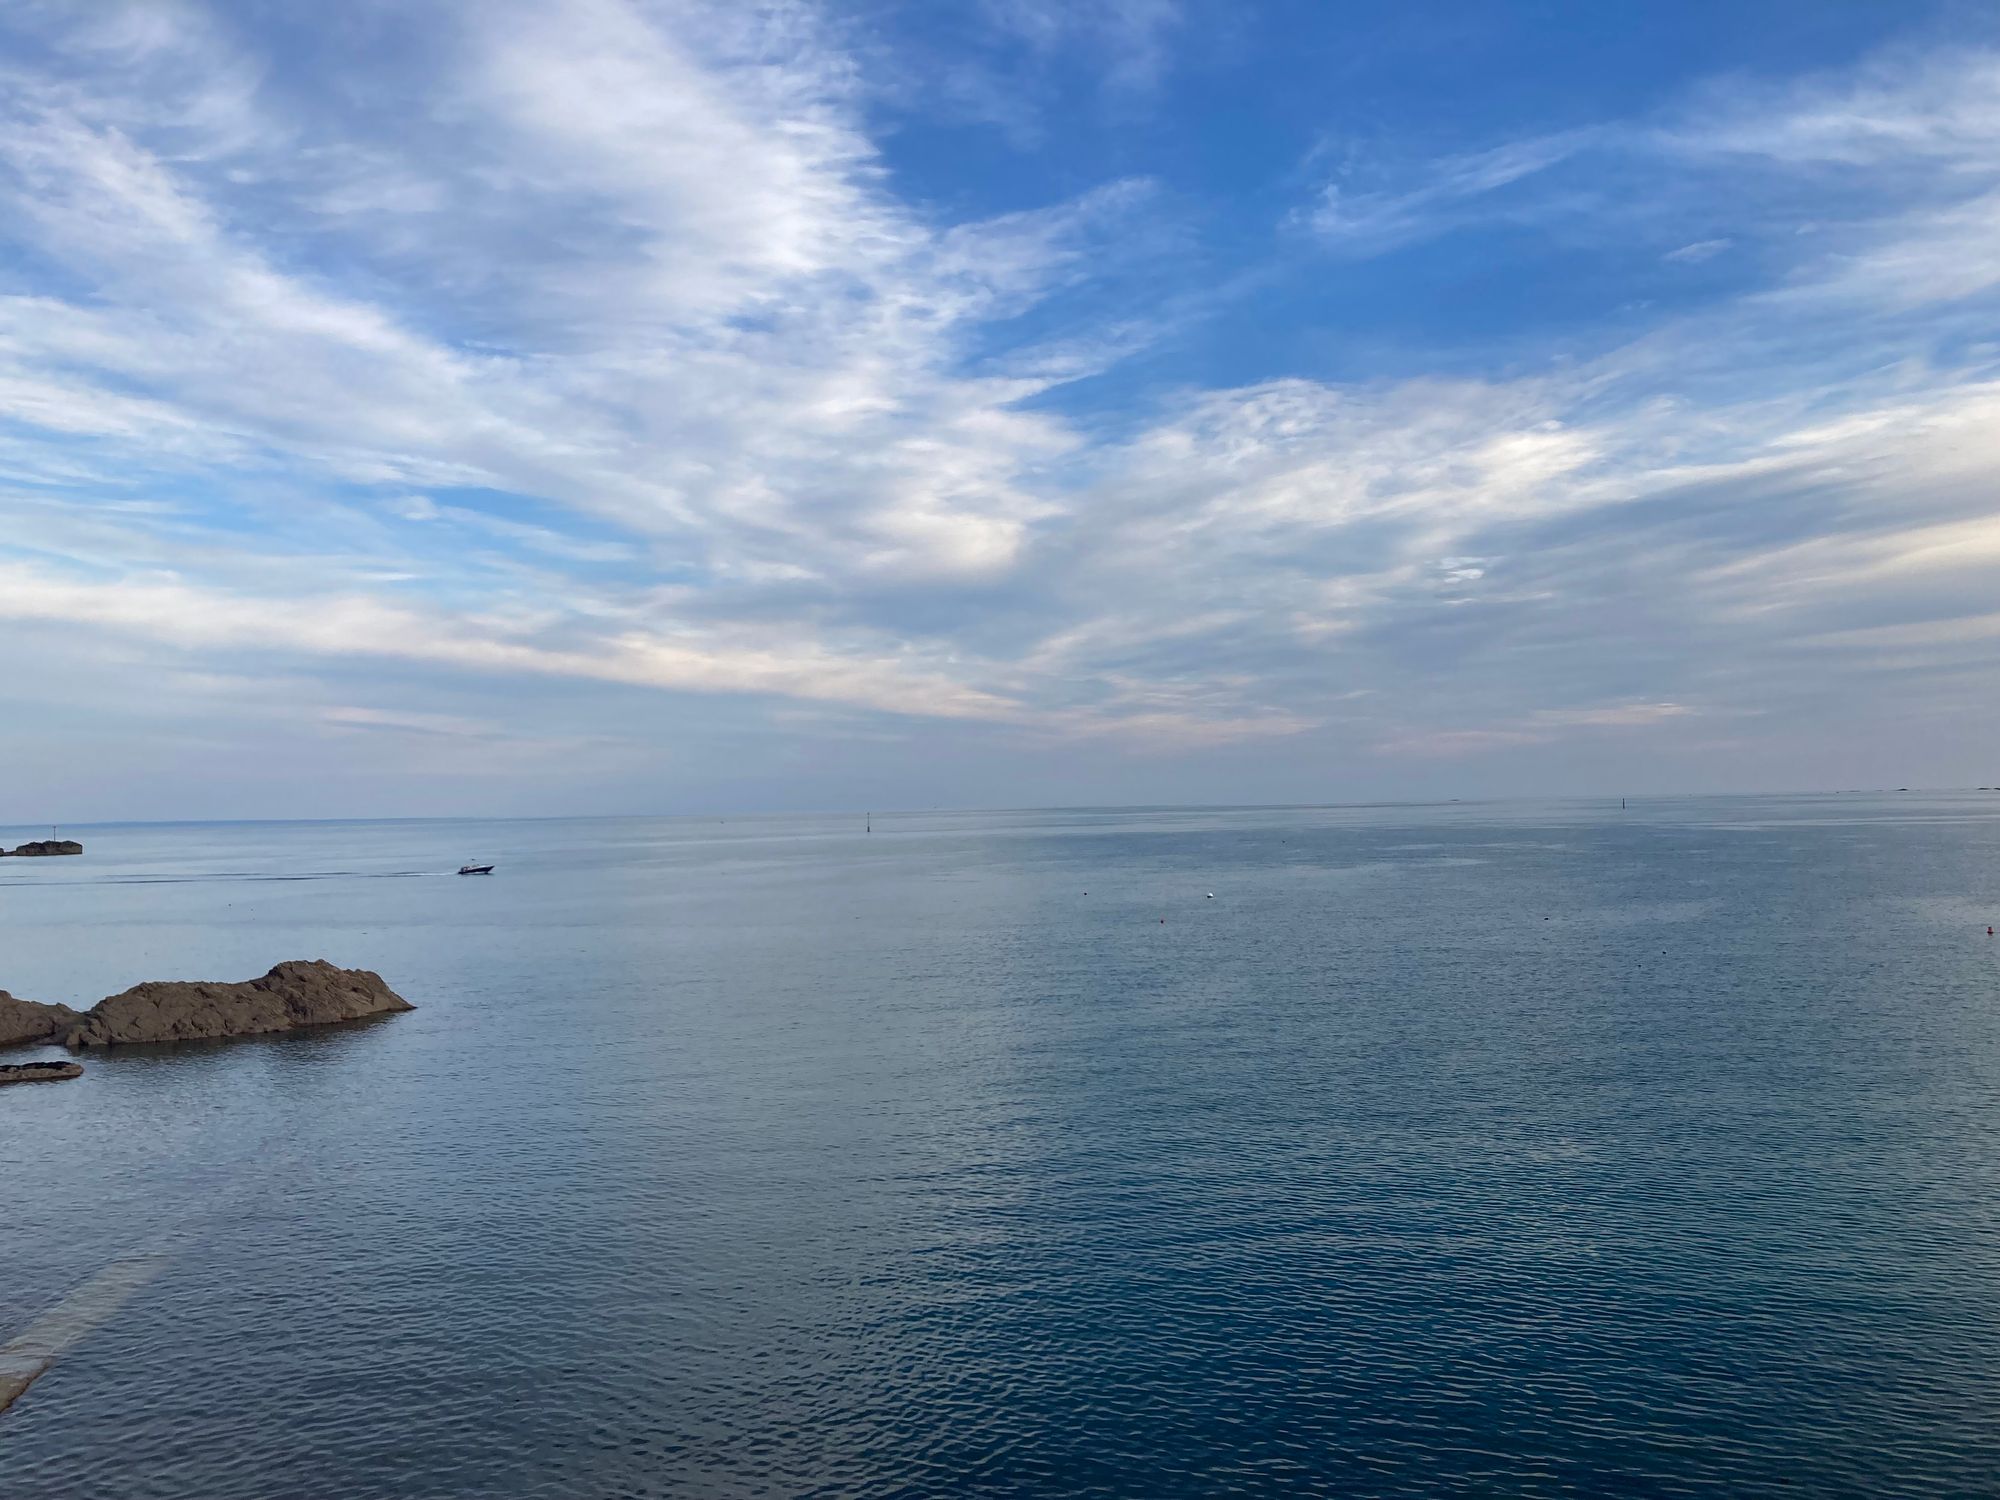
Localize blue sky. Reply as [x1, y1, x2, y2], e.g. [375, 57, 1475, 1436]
[3, 0, 1999, 817]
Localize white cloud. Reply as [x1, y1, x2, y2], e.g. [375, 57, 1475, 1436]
[1375, 703, 1693, 758]
[0, 562, 1027, 723]
[1667, 50, 2000, 167]
[980, 0, 1183, 95]
[1777, 188, 2000, 308]
[1663, 238, 1732, 263]
[1, 9, 1999, 805]
[1536, 702, 1693, 728]
[321, 706, 499, 739]
[0, 0, 1147, 594]
[1302, 133, 1590, 255]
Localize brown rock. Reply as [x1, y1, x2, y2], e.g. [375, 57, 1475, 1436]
[8, 840, 82, 856]
[60, 961, 413, 1049]
[0, 1061, 83, 1084]
[0, 991, 82, 1049]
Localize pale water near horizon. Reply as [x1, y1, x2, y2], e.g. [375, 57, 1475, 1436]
[4, 796, 2000, 1497]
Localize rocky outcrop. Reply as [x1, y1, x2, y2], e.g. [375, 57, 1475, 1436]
[0, 1061, 83, 1084]
[0, 991, 82, 1048]
[6, 840, 82, 856]
[59, 961, 412, 1049]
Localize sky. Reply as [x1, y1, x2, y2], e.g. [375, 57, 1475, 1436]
[3, 0, 1999, 819]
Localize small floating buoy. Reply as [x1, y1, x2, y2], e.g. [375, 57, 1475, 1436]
[1206, 892, 1214, 899]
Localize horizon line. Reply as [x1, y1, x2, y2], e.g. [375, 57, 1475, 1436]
[4, 786, 1994, 830]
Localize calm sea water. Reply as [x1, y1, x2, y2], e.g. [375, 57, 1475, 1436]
[4, 796, 2000, 1498]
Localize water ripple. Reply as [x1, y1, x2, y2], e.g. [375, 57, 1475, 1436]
[5, 801, 2000, 1496]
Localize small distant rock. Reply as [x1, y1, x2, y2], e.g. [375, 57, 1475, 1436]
[59, 961, 413, 1049]
[0, 991, 82, 1048]
[0, 1061, 83, 1085]
[6, 840, 83, 857]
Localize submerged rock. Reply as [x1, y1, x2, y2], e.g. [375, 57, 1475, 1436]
[60, 961, 413, 1049]
[0, 1060, 83, 1084]
[0, 992, 82, 1048]
[7, 840, 83, 856]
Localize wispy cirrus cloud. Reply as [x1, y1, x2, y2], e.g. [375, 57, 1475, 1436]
[1299, 132, 1594, 256]
[1663, 238, 1733, 264]
[1, 4, 1998, 811]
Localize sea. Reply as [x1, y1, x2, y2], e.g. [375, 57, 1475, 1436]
[3, 795, 2000, 1498]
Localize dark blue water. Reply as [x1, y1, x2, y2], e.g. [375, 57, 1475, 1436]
[4, 796, 2000, 1497]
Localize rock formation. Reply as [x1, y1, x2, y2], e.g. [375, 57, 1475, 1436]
[0, 991, 81, 1048]
[5, 840, 83, 856]
[0, 1061, 83, 1084]
[58, 961, 412, 1048]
